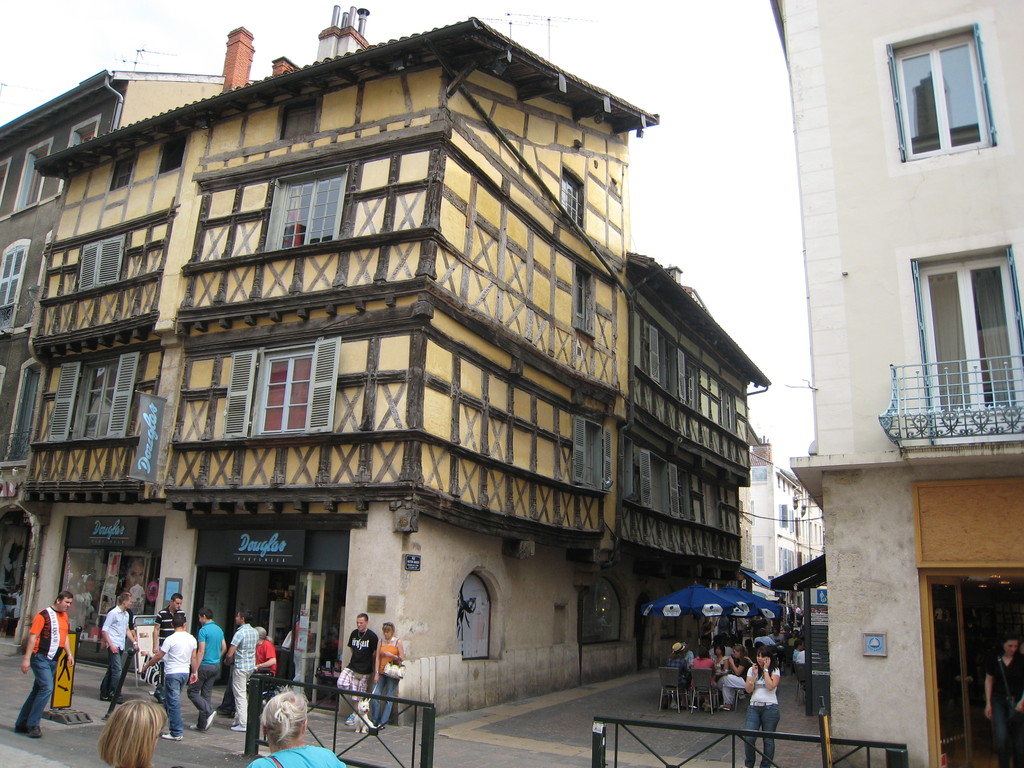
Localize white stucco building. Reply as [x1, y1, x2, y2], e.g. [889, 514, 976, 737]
[773, 1, 1024, 766]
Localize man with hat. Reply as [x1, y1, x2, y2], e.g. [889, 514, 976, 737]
[666, 642, 692, 687]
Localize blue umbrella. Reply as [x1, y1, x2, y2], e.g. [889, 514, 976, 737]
[719, 586, 782, 620]
[641, 585, 741, 618]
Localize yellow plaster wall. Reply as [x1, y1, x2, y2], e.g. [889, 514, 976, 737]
[378, 335, 410, 370]
[119, 80, 222, 126]
[321, 88, 358, 131]
[360, 76, 407, 124]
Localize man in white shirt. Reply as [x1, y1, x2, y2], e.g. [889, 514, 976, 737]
[100, 592, 138, 702]
[142, 613, 197, 741]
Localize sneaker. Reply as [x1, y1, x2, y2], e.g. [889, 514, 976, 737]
[201, 711, 216, 731]
[160, 733, 182, 741]
[230, 724, 247, 732]
[345, 715, 356, 726]
[14, 724, 28, 734]
[28, 726, 42, 739]
[720, 706, 732, 712]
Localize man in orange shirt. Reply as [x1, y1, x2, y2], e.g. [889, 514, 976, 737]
[16, 590, 75, 738]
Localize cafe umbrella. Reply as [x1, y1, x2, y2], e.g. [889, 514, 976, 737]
[718, 586, 782, 619]
[641, 585, 742, 618]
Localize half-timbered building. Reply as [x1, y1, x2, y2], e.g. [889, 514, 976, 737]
[29, 16, 764, 711]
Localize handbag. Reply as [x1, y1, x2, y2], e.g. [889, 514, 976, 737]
[383, 662, 405, 679]
[997, 657, 1024, 724]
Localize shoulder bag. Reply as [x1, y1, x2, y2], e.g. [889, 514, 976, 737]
[997, 657, 1024, 725]
[383, 661, 405, 679]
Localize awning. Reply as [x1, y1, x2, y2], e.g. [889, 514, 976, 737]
[740, 567, 772, 588]
[771, 555, 826, 591]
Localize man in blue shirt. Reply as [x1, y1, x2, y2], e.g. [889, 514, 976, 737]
[100, 592, 138, 701]
[187, 607, 226, 731]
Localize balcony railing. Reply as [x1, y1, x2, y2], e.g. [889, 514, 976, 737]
[880, 355, 1024, 443]
[0, 430, 31, 463]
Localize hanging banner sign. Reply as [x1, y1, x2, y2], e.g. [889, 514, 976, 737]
[129, 393, 166, 482]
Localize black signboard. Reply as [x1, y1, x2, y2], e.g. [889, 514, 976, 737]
[404, 554, 421, 571]
[66, 517, 140, 548]
[196, 529, 306, 567]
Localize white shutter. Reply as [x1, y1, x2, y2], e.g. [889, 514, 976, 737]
[648, 324, 659, 378]
[224, 349, 257, 438]
[572, 415, 586, 485]
[0, 245, 24, 306]
[601, 427, 612, 488]
[107, 352, 139, 437]
[79, 241, 99, 289]
[96, 235, 125, 286]
[49, 362, 81, 441]
[306, 337, 340, 432]
[668, 463, 679, 516]
[638, 449, 652, 507]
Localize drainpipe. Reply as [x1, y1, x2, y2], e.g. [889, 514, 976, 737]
[101, 73, 125, 132]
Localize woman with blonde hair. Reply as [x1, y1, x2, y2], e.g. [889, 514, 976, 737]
[246, 690, 346, 767]
[97, 699, 165, 768]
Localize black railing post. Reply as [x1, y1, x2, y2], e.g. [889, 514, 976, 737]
[244, 674, 262, 756]
[419, 704, 435, 768]
[104, 648, 137, 719]
[885, 747, 910, 768]
[591, 720, 606, 768]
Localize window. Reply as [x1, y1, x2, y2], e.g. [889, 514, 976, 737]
[915, 253, 1023, 409]
[0, 242, 27, 329]
[110, 157, 133, 190]
[224, 338, 341, 437]
[778, 547, 795, 575]
[639, 322, 671, 388]
[722, 391, 736, 432]
[17, 140, 51, 208]
[779, 503, 792, 531]
[0, 159, 10, 208]
[280, 102, 317, 140]
[48, 352, 139, 440]
[638, 449, 678, 515]
[457, 573, 490, 659]
[571, 415, 611, 490]
[560, 169, 583, 226]
[889, 29, 994, 160]
[699, 369, 721, 424]
[268, 167, 347, 250]
[751, 466, 768, 483]
[683, 360, 697, 408]
[579, 577, 620, 643]
[69, 116, 101, 146]
[79, 235, 125, 290]
[8, 366, 39, 461]
[573, 266, 595, 335]
[158, 137, 187, 174]
[753, 544, 765, 572]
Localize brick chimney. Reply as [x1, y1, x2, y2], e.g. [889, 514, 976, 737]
[272, 57, 299, 77]
[222, 27, 255, 92]
[317, 6, 370, 61]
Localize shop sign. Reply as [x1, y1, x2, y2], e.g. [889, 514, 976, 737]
[86, 517, 139, 547]
[129, 394, 166, 482]
[230, 530, 305, 566]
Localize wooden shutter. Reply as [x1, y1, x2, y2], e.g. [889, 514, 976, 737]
[97, 235, 125, 286]
[638, 449, 652, 507]
[0, 245, 24, 307]
[572, 415, 586, 485]
[676, 348, 686, 400]
[106, 352, 139, 437]
[648, 324, 659, 378]
[601, 427, 612, 489]
[79, 241, 99, 290]
[668, 462, 680, 516]
[224, 349, 257, 438]
[49, 362, 81, 441]
[306, 337, 340, 432]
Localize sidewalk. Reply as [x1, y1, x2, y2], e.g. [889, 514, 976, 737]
[0, 640, 822, 768]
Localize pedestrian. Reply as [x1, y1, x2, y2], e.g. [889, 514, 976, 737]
[141, 613, 196, 742]
[97, 699, 165, 768]
[254, 626, 278, 676]
[226, 610, 259, 733]
[337, 613, 378, 727]
[742, 647, 781, 768]
[984, 635, 1024, 768]
[152, 592, 186, 703]
[187, 606, 225, 731]
[100, 592, 139, 702]
[245, 691, 346, 767]
[15, 590, 75, 739]
[371, 622, 405, 728]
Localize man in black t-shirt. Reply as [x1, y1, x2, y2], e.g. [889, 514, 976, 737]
[336, 613, 378, 726]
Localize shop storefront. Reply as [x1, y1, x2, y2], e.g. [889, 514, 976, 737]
[0, 506, 30, 637]
[60, 515, 164, 663]
[193, 527, 349, 684]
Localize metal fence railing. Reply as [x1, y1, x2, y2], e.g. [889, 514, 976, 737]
[244, 673, 436, 768]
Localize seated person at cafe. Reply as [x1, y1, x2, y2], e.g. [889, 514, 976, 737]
[666, 642, 690, 687]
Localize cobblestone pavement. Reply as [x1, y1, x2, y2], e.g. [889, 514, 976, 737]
[0, 640, 823, 768]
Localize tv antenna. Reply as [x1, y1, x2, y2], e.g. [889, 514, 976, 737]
[481, 13, 595, 59]
[118, 47, 177, 71]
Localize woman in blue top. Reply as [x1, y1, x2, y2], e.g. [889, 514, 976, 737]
[246, 691, 346, 768]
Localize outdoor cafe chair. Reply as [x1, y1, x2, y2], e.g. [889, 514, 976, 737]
[658, 666, 682, 713]
[688, 667, 720, 713]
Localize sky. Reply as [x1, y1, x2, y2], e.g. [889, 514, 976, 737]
[0, 0, 815, 468]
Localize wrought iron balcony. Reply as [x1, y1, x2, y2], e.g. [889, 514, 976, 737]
[0, 429, 31, 462]
[880, 355, 1024, 443]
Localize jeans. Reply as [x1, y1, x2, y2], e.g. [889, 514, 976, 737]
[371, 674, 400, 726]
[163, 672, 189, 737]
[187, 663, 220, 720]
[991, 698, 1024, 768]
[100, 648, 125, 699]
[16, 653, 58, 728]
[743, 703, 781, 768]
[232, 666, 254, 728]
